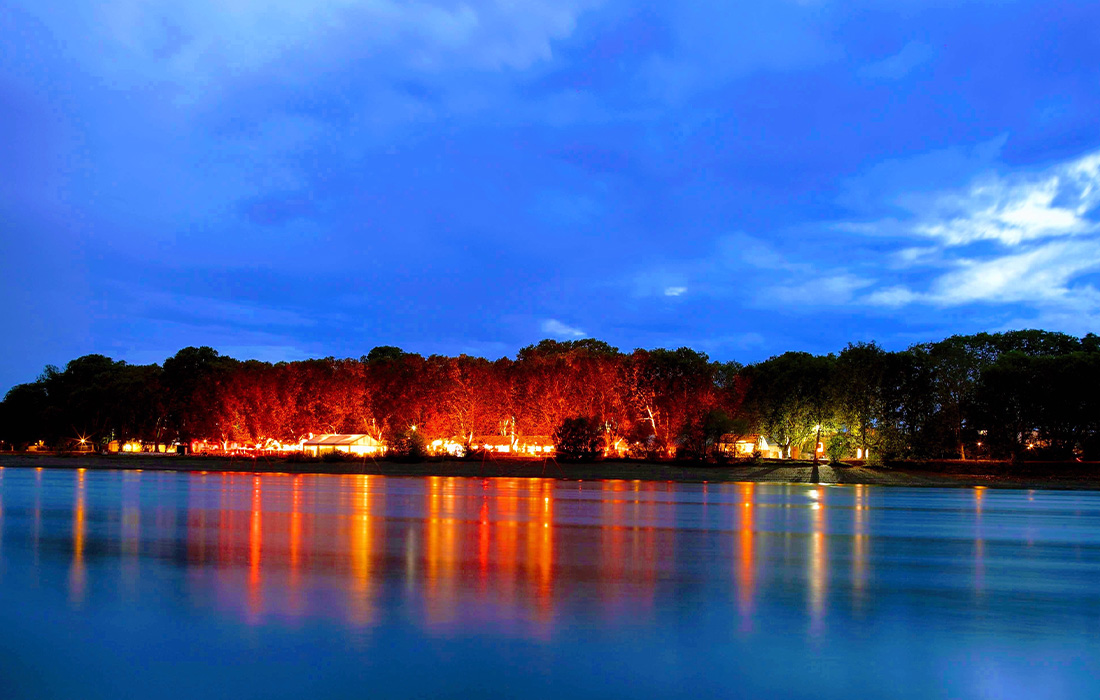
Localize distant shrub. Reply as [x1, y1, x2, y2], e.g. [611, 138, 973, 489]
[387, 429, 427, 461]
[554, 416, 603, 461]
[826, 432, 854, 464]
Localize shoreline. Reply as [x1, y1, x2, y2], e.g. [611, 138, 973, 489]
[2, 453, 1099, 490]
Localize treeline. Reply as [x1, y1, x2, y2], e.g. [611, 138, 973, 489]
[2, 330, 1100, 461]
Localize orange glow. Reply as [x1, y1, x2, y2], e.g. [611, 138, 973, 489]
[478, 498, 491, 588]
[525, 479, 555, 621]
[424, 476, 460, 626]
[737, 482, 756, 631]
[974, 487, 985, 594]
[248, 476, 263, 622]
[809, 487, 826, 635]
[852, 484, 867, 604]
[288, 475, 304, 618]
[69, 470, 87, 605]
[348, 475, 378, 626]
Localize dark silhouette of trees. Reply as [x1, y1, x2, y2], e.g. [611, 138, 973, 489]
[553, 416, 603, 460]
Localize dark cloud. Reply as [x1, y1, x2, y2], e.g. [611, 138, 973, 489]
[3, 0, 1100, 394]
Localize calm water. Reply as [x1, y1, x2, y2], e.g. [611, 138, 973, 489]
[0, 468, 1098, 699]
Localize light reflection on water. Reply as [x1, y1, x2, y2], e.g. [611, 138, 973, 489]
[0, 468, 1099, 699]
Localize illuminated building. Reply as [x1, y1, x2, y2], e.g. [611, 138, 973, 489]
[302, 434, 385, 457]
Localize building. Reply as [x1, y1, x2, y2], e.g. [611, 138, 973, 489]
[429, 437, 468, 457]
[302, 434, 385, 457]
[718, 434, 782, 459]
[471, 435, 515, 454]
[517, 436, 555, 456]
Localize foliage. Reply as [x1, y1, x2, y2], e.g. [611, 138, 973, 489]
[678, 409, 746, 461]
[553, 416, 603, 460]
[3, 330, 1099, 464]
[742, 352, 835, 459]
[389, 427, 428, 460]
[825, 432, 854, 464]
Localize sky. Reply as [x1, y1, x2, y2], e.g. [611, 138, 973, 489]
[3, 0, 1100, 393]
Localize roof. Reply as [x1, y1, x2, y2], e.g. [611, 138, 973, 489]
[303, 434, 381, 447]
[473, 435, 514, 446]
[519, 435, 554, 445]
[719, 433, 764, 444]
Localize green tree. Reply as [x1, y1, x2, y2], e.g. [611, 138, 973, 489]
[743, 352, 836, 459]
[833, 342, 889, 461]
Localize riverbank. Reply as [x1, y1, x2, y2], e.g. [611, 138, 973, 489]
[3, 452, 1100, 490]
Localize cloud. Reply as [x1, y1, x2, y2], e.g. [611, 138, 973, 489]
[664, 286, 687, 296]
[540, 318, 586, 338]
[928, 240, 1100, 305]
[764, 274, 873, 307]
[829, 147, 1100, 323]
[21, 0, 600, 93]
[853, 149, 1100, 248]
[858, 41, 935, 81]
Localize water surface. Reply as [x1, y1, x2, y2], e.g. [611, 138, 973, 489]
[0, 468, 1098, 699]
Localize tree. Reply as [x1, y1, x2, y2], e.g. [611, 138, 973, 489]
[163, 346, 239, 444]
[389, 426, 428, 460]
[743, 352, 836, 459]
[627, 348, 715, 456]
[678, 408, 745, 461]
[833, 342, 889, 461]
[0, 381, 49, 449]
[553, 416, 603, 460]
[825, 431, 854, 464]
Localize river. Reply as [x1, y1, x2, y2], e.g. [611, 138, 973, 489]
[0, 468, 1097, 698]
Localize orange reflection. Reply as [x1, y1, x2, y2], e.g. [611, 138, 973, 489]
[496, 479, 520, 612]
[248, 475, 263, 622]
[478, 497, 491, 589]
[599, 480, 627, 616]
[348, 475, 380, 626]
[737, 482, 756, 630]
[33, 469, 42, 572]
[974, 486, 985, 595]
[288, 475, 303, 617]
[525, 479, 555, 622]
[424, 476, 460, 625]
[169, 473, 560, 630]
[70, 470, 87, 605]
[852, 484, 867, 603]
[809, 487, 826, 634]
[598, 480, 658, 620]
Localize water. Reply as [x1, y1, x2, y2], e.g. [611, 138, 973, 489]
[0, 467, 1098, 699]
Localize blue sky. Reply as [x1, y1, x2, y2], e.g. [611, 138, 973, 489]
[3, 0, 1100, 392]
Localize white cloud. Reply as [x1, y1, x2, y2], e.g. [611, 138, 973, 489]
[929, 240, 1100, 305]
[765, 274, 873, 307]
[836, 148, 1100, 322]
[850, 149, 1100, 248]
[864, 286, 919, 308]
[664, 286, 687, 296]
[914, 176, 1093, 246]
[865, 240, 1100, 309]
[540, 318, 586, 338]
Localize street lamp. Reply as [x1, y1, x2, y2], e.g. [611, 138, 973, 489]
[813, 424, 822, 465]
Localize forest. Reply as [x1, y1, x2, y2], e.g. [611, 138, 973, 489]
[2, 330, 1099, 462]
